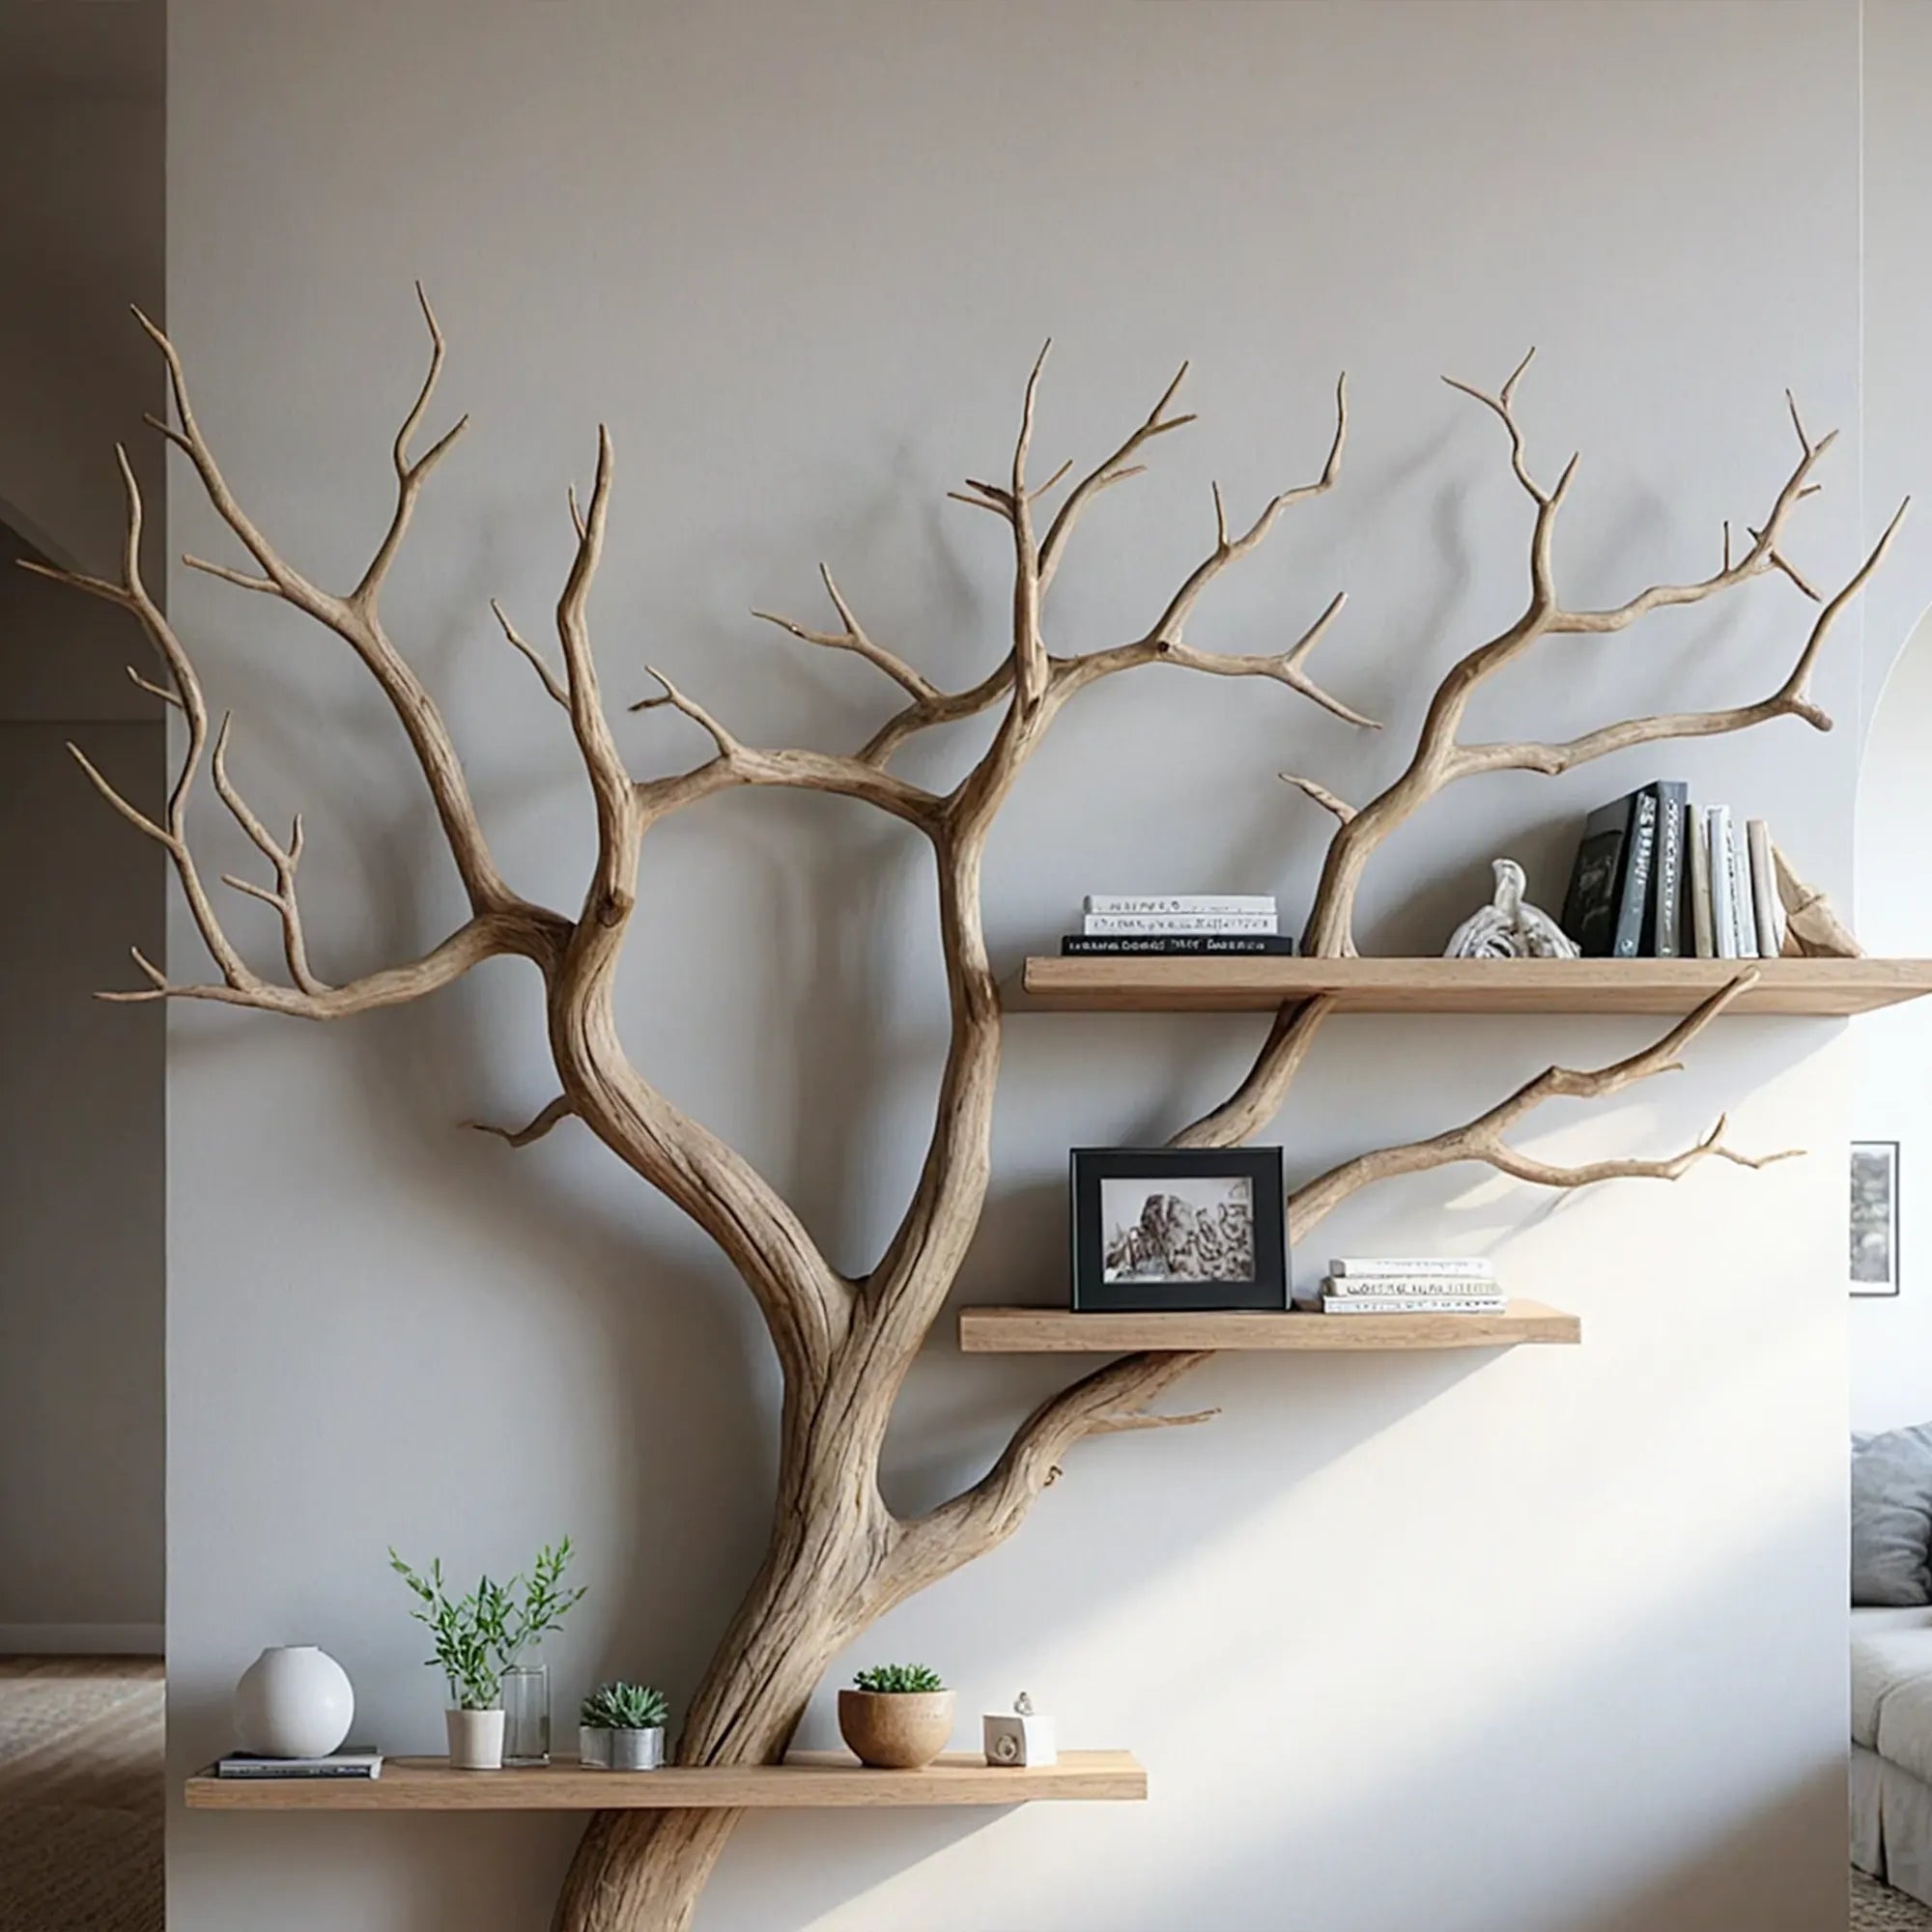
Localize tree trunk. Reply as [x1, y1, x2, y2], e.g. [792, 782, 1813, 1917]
[553, 1414, 895, 1932]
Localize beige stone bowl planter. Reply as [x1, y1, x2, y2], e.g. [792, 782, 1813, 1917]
[837, 1689, 955, 1770]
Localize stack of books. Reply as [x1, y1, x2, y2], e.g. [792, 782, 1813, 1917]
[1299, 1257, 1504, 1316]
[214, 1745, 384, 1780]
[1558, 782, 1785, 960]
[1059, 895, 1296, 956]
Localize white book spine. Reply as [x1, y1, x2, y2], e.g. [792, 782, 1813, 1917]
[1322, 1277, 1501, 1297]
[1730, 817, 1759, 957]
[1686, 804, 1716, 958]
[1320, 1295, 1508, 1315]
[1746, 819, 1781, 956]
[1326, 1257, 1495, 1280]
[1084, 895, 1276, 916]
[1083, 912, 1277, 935]
[1709, 807, 1738, 957]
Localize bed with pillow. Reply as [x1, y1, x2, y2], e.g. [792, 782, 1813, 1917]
[1852, 1427, 1932, 1902]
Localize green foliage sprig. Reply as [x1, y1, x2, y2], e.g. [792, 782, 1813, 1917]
[580, 1681, 670, 1730]
[852, 1662, 944, 1694]
[389, 1538, 587, 1711]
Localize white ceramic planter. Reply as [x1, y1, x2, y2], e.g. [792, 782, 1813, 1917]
[446, 1706, 506, 1771]
[233, 1646, 355, 1759]
[580, 1725, 664, 1770]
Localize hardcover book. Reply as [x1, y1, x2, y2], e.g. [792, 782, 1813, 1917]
[1645, 781, 1689, 956]
[1730, 815, 1759, 958]
[1317, 1294, 1509, 1315]
[1083, 895, 1276, 917]
[1686, 803, 1716, 957]
[1611, 788, 1659, 957]
[215, 1747, 384, 1779]
[1060, 934, 1298, 956]
[1326, 1257, 1495, 1280]
[1747, 818, 1781, 956]
[1709, 806, 1738, 957]
[1082, 912, 1277, 935]
[1560, 795, 1635, 955]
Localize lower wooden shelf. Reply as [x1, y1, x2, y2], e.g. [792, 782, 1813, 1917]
[957, 1300, 1580, 1352]
[185, 1748, 1146, 1810]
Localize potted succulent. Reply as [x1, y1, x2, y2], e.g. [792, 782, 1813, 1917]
[838, 1663, 954, 1771]
[579, 1681, 670, 1770]
[389, 1540, 587, 1771]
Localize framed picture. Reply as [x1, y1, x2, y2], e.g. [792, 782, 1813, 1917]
[1070, 1148, 1287, 1313]
[1851, 1141, 1901, 1298]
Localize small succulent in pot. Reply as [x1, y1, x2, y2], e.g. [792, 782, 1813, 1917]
[838, 1663, 954, 1770]
[579, 1680, 670, 1771]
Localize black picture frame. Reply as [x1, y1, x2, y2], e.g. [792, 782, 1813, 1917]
[1851, 1139, 1901, 1299]
[1070, 1147, 1288, 1313]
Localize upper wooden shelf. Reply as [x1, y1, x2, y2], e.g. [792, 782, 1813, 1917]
[959, 1299, 1578, 1354]
[1013, 955, 1932, 1017]
[184, 1749, 1146, 1811]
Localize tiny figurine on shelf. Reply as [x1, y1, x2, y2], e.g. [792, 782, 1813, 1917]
[838, 1663, 955, 1770]
[1445, 858, 1580, 960]
[983, 1690, 1057, 1768]
[579, 1681, 670, 1770]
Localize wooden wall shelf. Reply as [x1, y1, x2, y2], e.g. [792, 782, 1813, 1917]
[959, 1300, 1580, 1353]
[185, 1749, 1146, 1811]
[1013, 955, 1932, 1017]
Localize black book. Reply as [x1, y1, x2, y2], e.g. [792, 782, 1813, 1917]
[1610, 788, 1659, 957]
[1060, 934, 1299, 956]
[1561, 795, 1634, 956]
[1643, 781, 1689, 956]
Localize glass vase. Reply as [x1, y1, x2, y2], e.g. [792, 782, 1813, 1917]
[501, 1662, 551, 1766]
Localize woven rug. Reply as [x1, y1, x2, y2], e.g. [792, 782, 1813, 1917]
[1855, 1870, 1932, 1929]
[0, 1658, 162, 1932]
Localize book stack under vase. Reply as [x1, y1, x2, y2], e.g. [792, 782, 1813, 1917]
[1559, 782, 1786, 960]
[214, 1745, 384, 1779]
[1060, 895, 1296, 956]
[1296, 1257, 1504, 1316]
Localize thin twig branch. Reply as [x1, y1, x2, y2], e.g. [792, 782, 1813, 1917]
[753, 565, 939, 703]
[469, 1095, 578, 1149]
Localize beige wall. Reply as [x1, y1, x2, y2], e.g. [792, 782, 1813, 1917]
[164, 3, 1890, 1926]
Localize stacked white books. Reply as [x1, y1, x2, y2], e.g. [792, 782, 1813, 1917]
[1310, 1257, 1504, 1316]
[1061, 895, 1294, 957]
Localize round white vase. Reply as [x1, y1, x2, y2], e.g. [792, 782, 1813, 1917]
[233, 1645, 355, 1759]
[447, 1706, 506, 1771]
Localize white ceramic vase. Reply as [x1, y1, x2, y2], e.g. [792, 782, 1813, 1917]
[447, 1706, 506, 1771]
[233, 1645, 355, 1759]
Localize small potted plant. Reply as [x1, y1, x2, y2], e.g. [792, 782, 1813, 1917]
[389, 1541, 586, 1771]
[838, 1663, 954, 1771]
[579, 1681, 671, 1770]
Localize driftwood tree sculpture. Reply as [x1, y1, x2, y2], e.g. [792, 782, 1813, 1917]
[38, 300, 1903, 1931]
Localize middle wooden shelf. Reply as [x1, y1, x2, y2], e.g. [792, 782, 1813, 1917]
[957, 1300, 1580, 1353]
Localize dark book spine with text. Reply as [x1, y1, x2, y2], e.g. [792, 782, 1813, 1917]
[1060, 934, 1299, 956]
[1644, 781, 1689, 956]
[1611, 788, 1659, 957]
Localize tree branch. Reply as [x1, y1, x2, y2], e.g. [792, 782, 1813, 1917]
[469, 1095, 577, 1148]
[753, 565, 939, 704]
[1287, 973, 1793, 1240]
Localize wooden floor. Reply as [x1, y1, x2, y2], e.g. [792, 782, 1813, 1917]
[0, 1656, 163, 1932]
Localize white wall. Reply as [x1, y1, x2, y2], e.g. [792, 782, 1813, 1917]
[164, 3, 1882, 1926]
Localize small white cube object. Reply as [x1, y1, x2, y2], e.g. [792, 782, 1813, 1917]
[982, 1708, 1057, 1768]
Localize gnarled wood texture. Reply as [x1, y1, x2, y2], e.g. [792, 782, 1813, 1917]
[37, 298, 1900, 1931]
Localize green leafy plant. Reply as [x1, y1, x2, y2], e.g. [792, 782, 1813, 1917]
[851, 1662, 944, 1694]
[389, 1539, 587, 1711]
[580, 1681, 670, 1731]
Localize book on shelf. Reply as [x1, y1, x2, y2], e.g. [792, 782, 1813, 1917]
[1686, 804, 1716, 957]
[1611, 788, 1659, 957]
[1326, 1256, 1494, 1280]
[215, 1746, 384, 1779]
[1060, 934, 1298, 956]
[1322, 1276, 1501, 1299]
[1708, 806, 1739, 957]
[1082, 912, 1277, 935]
[1730, 814, 1760, 958]
[1559, 795, 1633, 955]
[1747, 818, 1782, 956]
[1645, 781, 1689, 956]
[1312, 1292, 1509, 1316]
[1084, 895, 1276, 917]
